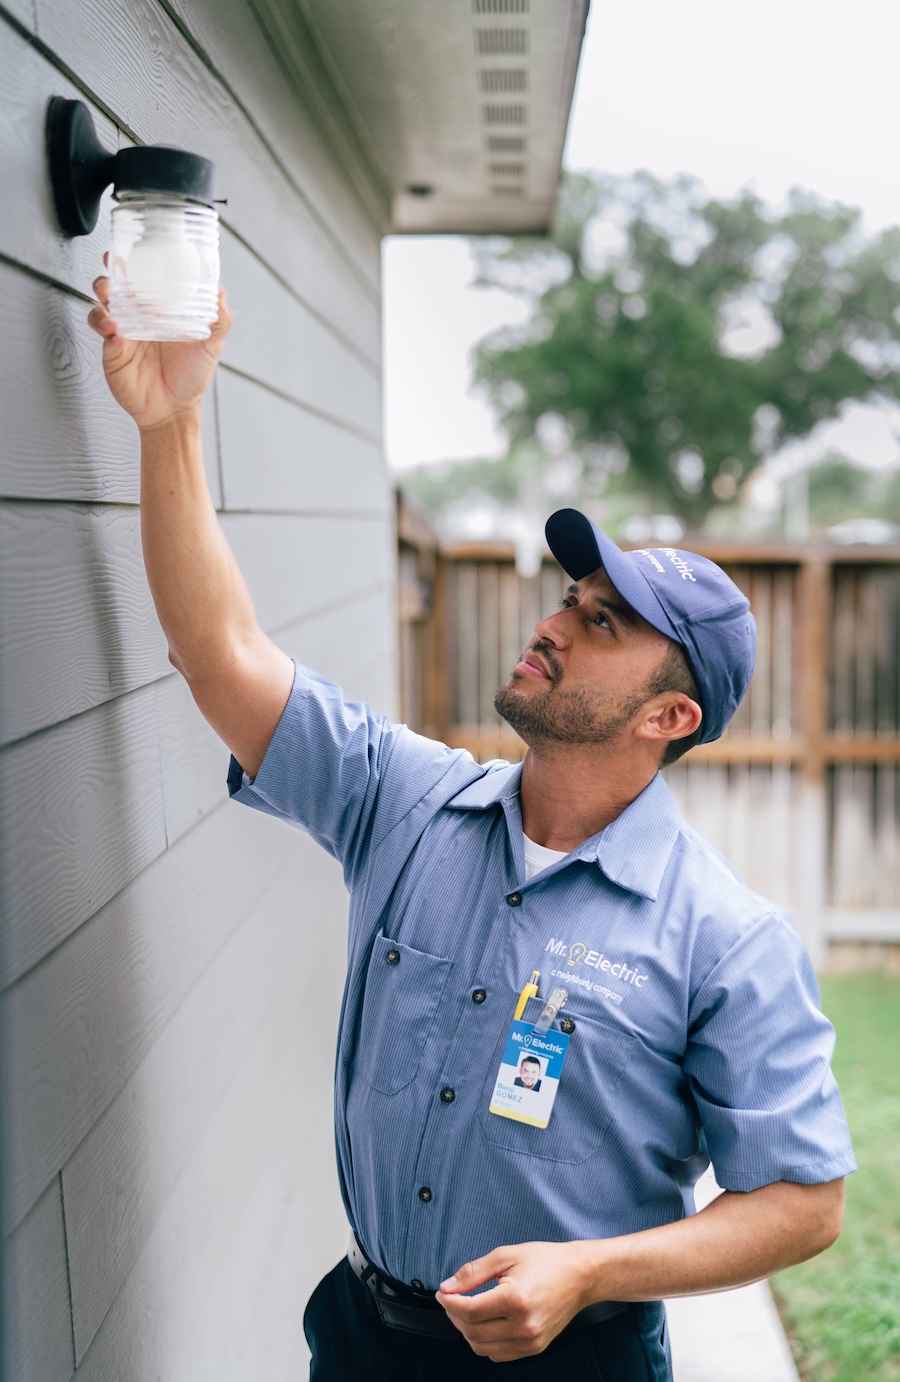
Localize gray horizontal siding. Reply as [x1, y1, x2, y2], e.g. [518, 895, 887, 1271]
[217, 366, 388, 515]
[63, 832, 344, 1362]
[1, 0, 392, 1372]
[0, 23, 115, 290]
[0, 265, 222, 506]
[222, 512, 392, 630]
[1, 506, 391, 746]
[219, 225, 381, 439]
[158, 585, 395, 844]
[2, 1177, 74, 1382]
[0, 502, 170, 745]
[2, 804, 297, 1229]
[69, 892, 346, 1380]
[0, 683, 169, 986]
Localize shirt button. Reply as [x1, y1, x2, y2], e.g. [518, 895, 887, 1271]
[560, 1016, 576, 1034]
[386, 949, 400, 965]
[410, 1279, 425, 1292]
[506, 892, 522, 906]
[440, 1087, 456, 1103]
[418, 1186, 433, 1203]
[472, 988, 487, 1004]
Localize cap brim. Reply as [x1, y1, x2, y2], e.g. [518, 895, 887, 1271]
[545, 509, 679, 643]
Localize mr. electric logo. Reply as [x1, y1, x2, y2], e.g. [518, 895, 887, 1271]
[544, 937, 648, 990]
[638, 548, 698, 583]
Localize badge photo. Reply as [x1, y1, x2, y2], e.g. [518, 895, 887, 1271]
[488, 1020, 570, 1129]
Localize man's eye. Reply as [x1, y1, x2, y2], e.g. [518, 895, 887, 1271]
[594, 611, 611, 628]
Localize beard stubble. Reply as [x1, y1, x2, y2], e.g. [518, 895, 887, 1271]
[493, 641, 649, 748]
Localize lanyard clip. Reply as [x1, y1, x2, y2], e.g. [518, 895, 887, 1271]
[532, 986, 568, 1036]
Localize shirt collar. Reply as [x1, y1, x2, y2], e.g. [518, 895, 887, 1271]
[446, 764, 682, 901]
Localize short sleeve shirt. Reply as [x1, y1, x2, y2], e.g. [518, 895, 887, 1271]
[229, 662, 856, 1290]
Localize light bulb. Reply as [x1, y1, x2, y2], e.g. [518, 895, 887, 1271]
[567, 942, 586, 968]
[126, 206, 200, 304]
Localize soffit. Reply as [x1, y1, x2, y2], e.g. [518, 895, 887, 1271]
[258, 0, 589, 234]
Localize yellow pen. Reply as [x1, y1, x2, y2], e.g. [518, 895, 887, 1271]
[513, 970, 540, 1021]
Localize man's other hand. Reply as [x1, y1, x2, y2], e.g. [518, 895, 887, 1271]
[436, 1241, 594, 1361]
[87, 262, 232, 432]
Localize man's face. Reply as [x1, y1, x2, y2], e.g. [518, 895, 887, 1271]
[494, 567, 673, 748]
[519, 1059, 541, 1088]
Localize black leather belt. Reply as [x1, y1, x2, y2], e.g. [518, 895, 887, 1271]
[347, 1234, 628, 1342]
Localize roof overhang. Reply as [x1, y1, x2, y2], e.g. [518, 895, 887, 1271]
[250, 0, 590, 235]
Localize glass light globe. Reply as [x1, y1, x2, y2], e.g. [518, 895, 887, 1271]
[108, 193, 219, 341]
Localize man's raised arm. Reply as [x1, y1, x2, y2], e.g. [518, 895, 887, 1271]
[89, 274, 294, 776]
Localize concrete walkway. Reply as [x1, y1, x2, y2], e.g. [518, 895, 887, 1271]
[664, 1170, 800, 1381]
[666, 1282, 799, 1381]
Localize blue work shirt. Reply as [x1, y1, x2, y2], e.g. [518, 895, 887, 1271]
[229, 662, 855, 1291]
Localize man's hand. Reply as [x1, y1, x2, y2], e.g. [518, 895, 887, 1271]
[436, 1241, 594, 1362]
[87, 264, 232, 432]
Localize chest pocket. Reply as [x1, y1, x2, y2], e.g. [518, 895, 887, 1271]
[478, 1000, 637, 1164]
[354, 930, 453, 1095]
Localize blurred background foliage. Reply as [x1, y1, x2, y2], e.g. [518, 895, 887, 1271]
[403, 172, 900, 542]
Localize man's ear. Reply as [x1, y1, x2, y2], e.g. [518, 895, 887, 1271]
[634, 694, 703, 746]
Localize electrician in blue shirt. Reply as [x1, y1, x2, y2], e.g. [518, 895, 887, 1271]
[90, 286, 854, 1381]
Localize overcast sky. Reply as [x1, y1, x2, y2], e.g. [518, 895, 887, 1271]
[384, 0, 900, 474]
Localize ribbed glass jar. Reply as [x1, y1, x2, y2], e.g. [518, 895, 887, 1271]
[108, 194, 220, 341]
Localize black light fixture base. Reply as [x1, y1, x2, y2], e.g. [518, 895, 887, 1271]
[46, 98, 116, 238]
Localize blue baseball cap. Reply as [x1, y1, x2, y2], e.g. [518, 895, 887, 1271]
[545, 508, 756, 745]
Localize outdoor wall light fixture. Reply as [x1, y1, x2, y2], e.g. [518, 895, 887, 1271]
[46, 97, 220, 341]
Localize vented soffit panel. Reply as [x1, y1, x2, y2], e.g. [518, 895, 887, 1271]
[274, 0, 590, 234]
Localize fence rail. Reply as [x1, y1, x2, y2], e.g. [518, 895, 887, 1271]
[397, 494, 900, 965]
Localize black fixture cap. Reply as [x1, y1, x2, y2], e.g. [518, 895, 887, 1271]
[113, 146, 215, 204]
[46, 98, 216, 239]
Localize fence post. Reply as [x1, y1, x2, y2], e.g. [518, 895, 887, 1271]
[796, 553, 829, 968]
[420, 553, 450, 743]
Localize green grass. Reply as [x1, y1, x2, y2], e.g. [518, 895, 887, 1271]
[771, 973, 900, 1381]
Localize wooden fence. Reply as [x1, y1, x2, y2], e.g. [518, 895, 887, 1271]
[397, 493, 900, 967]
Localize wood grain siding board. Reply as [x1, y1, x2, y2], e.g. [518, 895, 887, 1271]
[62, 836, 342, 1362]
[1, 1177, 75, 1382]
[217, 366, 388, 515]
[1, 0, 36, 31]
[337, 646, 397, 717]
[67, 880, 346, 1382]
[219, 226, 381, 440]
[33, 0, 382, 345]
[0, 264, 137, 499]
[1, 803, 299, 1231]
[0, 267, 222, 504]
[158, 584, 394, 842]
[0, 496, 381, 752]
[221, 512, 391, 634]
[156, 675, 229, 847]
[0, 502, 168, 746]
[0, 25, 115, 292]
[165, 1108, 339, 1380]
[0, 684, 167, 987]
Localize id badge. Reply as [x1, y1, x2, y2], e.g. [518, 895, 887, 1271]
[488, 1020, 570, 1129]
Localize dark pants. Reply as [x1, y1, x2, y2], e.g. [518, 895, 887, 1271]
[304, 1259, 673, 1381]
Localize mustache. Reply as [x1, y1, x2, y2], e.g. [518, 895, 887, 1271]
[525, 638, 564, 685]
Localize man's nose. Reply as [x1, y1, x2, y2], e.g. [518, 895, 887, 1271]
[533, 606, 570, 647]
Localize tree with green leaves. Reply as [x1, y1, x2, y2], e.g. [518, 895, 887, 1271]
[408, 172, 900, 533]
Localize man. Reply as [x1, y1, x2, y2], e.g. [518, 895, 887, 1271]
[514, 1056, 542, 1091]
[89, 285, 854, 1381]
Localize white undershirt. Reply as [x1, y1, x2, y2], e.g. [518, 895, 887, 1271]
[522, 832, 569, 881]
